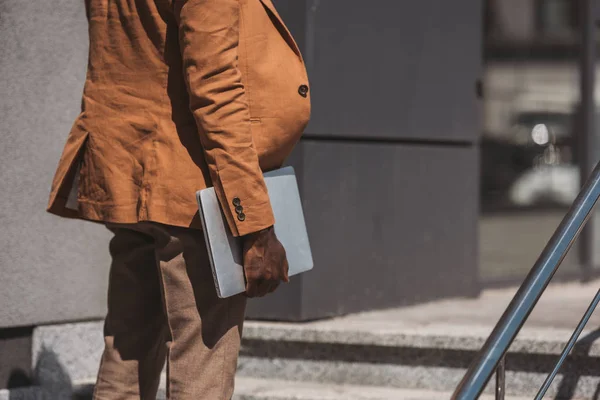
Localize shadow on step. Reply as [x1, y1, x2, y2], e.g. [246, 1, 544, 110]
[240, 338, 600, 376]
[555, 329, 600, 400]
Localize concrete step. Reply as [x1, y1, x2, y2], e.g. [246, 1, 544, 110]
[233, 377, 535, 400]
[70, 379, 451, 400]
[2, 378, 535, 400]
[1, 379, 589, 400]
[28, 319, 600, 399]
[26, 282, 600, 399]
[237, 320, 600, 399]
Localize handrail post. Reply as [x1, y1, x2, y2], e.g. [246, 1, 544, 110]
[451, 160, 600, 399]
[495, 356, 505, 400]
[578, 0, 597, 280]
[534, 289, 600, 400]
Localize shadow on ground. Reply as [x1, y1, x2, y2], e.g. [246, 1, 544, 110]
[555, 328, 600, 400]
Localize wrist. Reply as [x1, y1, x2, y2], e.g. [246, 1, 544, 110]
[244, 225, 274, 240]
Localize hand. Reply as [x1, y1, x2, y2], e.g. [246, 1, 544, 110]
[242, 226, 289, 298]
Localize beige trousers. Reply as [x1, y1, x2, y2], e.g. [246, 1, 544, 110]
[92, 222, 247, 400]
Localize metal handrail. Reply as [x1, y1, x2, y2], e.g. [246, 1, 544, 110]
[451, 160, 600, 399]
[534, 289, 600, 399]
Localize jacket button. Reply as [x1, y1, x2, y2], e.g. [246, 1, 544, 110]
[237, 213, 246, 222]
[232, 197, 241, 207]
[235, 205, 244, 214]
[298, 84, 309, 97]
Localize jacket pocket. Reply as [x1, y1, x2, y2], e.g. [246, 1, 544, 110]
[258, 0, 303, 60]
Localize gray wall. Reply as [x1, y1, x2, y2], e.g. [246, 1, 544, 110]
[299, 0, 480, 143]
[0, 0, 110, 329]
[246, 0, 482, 319]
[248, 140, 480, 320]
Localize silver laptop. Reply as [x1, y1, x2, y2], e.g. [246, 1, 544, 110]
[196, 166, 313, 298]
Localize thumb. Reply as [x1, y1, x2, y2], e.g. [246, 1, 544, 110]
[282, 259, 290, 283]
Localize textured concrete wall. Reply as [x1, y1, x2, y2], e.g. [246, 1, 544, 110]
[0, 0, 111, 328]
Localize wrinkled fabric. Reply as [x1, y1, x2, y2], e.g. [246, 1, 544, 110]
[47, 0, 311, 236]
[93, 222, 246, 399]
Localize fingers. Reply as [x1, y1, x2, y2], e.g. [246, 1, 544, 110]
[245, 277, 281, 297]
[266, 280, 280, 294]
[256, 279, 278, 297]
[282, 257, 290, 283]
[243, 245, 290, 297]
[254, 278, 269, 297]
[245, 279, 259, 298]
[245, 277, 270, 298]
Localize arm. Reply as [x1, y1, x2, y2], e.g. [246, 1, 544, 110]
[174, 0, 273, 237]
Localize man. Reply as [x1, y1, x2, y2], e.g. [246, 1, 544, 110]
[46, 0, 310, 398]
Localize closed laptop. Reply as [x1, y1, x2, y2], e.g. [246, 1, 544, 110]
[196, 166, 313, 298]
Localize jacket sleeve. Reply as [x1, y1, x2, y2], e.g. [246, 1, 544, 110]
[174, 0, 274, 237]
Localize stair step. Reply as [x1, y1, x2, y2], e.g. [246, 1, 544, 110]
[233, 377, 533, 400]
[29, 281, 600, 400]
[69, 378, 533, 400]
[238, 321, 600, 398]
[30, 320, 600, 398]
[5, 379, 589, 400]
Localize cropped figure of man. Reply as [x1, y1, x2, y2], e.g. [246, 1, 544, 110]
[47, 0, 310, 398]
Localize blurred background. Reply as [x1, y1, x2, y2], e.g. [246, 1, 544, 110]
[480, 0, 593, 283]
[3, 0, 600, 398]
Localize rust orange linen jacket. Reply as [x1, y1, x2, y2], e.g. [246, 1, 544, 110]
[47, 0, 311, 236]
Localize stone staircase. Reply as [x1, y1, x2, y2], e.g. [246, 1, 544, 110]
[233, 321, 599, 400]
[3, 282, 600, 399]
[2, 319, 598, 400]
[70, 378, 533, 400]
